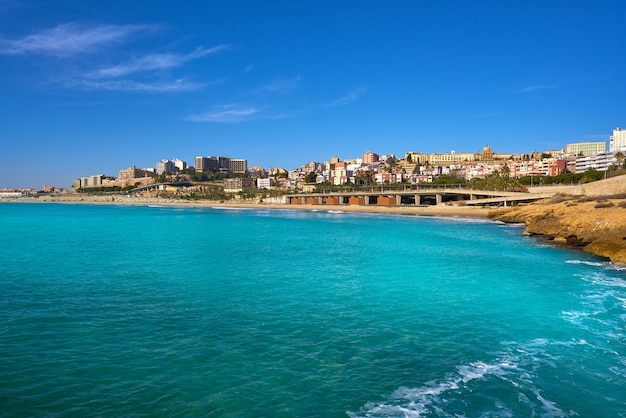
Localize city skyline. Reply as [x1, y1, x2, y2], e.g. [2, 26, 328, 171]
[1, 1, 625, 188]
[41, 136, 625, 191]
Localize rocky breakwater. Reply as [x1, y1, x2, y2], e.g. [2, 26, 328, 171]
[489, 193, 626, 264]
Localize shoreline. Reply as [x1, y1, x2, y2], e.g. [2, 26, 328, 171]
[0, 195, 494, 219]
[6, 194, 623, 263]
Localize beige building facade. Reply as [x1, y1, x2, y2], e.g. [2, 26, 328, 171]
[566, 141, 606, 156]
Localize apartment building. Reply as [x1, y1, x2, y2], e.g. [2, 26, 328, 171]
[228, 159, 248, 173]
[172, 159, 187, 172]
[375, 172, 400, 184]
[566, 141, 606, 156]
[156, 160, 176, 175]
[224, 178, 256, 192]
[429, 151, 476, 165]
[195, 156, 247, 173]
[362, 151, 380, 165]
[462, 163, 503, 180]
[257, 178, 274, 189]
[575, 152, 617, 172]
[119, 166, 155, 180]
[77, 174, 104, 188]
[610, 127, 626, 152]
[507, 162, 534, 178]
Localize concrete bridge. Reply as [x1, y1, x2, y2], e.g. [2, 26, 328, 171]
[287, 185, 555, 207]
[127, 181, 556, 207]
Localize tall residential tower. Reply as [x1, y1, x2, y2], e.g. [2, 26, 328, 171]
[610, 127, 626, 152]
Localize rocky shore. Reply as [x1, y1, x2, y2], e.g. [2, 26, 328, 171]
[489, 189, 626, 264]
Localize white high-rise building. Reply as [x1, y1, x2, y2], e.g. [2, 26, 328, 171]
[156, 159, 176, 175]
[610, 127, 626, 152]
[172, 159, 187, 172]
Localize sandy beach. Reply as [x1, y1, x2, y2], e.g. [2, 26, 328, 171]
[3, 194, 494, 219]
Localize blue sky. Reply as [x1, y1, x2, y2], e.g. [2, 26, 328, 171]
[1, 0, 625, 188]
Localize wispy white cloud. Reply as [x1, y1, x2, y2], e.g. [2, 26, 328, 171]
[67, 78, 207, 93]
[90, 45, 231, 78]
[186, 104, 262, 122]
[254, 75, 301, 94]
[0, 22, 231, 94]
[326, 85, 368, 107]
[0, 23, 154, 57]
[0, 22, 234, 95]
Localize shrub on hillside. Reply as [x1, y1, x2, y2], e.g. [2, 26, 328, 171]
[594, 202, 614, 209]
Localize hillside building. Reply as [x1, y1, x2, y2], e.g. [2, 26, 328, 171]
[257, 178, 274, 189]
[362, 151, 379, 165]
[119, 166, 155, 180]
[610, 127, 626, 152]
[195, 156, 247, 173]
[430, 151, 476, 165]
[403, 152, 429, 165]
[224, 178, 256, 192]
[156, 160, 176, 175]
[172, 159, 187, 172]
[77, 174, 104, 188]
[575, 152, 617, 173]
[566, 141, 606, 156]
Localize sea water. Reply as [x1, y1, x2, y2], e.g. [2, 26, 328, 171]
[0, 203, 624, 417]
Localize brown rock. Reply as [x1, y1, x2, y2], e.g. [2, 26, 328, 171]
[489, 193, 626, 264]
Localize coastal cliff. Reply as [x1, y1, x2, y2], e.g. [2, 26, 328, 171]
[489, 192, 626, 264]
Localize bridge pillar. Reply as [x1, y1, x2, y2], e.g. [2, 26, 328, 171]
[415, 194, 421, 205]
[396, 195, 401, 205]
[436, 194, 442, 205]
[364, 196, 370, 205]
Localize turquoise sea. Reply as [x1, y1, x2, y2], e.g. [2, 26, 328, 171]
[1, 203, 625, 417]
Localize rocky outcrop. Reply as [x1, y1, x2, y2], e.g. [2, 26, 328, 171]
[489, 193, 626, 264]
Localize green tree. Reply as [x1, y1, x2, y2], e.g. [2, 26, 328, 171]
[354, 170, 374, 185]
[432, 175, 465, 185]
[304, 171, 317, 183]
[468, 170, 522, 191]
[580, 168, 604, 183]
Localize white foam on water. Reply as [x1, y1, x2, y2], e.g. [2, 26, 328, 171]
[348, 339, 575, 418]
[348, 360, 519, 417]
[560, 310, 590, 327]
[496, 221, 525, 227]
[583, 273, 626, 289]
[430, 216, 496, 224]
[209, 206, 255, 211]
[566, 259, 626, 272]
